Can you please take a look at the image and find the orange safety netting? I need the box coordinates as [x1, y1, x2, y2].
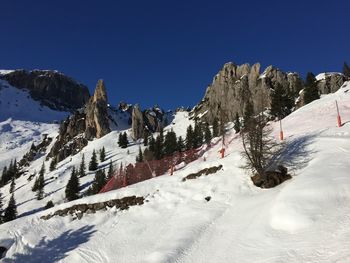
[99, 147, 206, 194]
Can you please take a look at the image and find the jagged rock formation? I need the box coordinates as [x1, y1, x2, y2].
[0, 70, 90, 112]
[48, 80, 111, 162]
[193, 62, 303, 124]
[85, 80, 111, 140]
[131, 104, 144, 140]
[131, 105, 171, 140]
[316, 73, 346, 94]
[19, 135, 53, 167]
[251, 165, 291, 188]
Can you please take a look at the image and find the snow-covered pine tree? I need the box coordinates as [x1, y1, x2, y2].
[4, 194, 17, 222]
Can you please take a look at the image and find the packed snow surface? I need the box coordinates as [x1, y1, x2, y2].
[1, 82, 350, 262]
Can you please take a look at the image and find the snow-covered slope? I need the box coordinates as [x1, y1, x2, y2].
[1, 82, 350, 262]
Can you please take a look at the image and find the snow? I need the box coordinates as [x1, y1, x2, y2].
[0, 70, 15, 76]
[316, 72, 343, 81]
[0, 80, 70, 122]
[1, 82, 350, 262]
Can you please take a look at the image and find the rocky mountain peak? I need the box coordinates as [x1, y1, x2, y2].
[0, 69, 90, 112]
[93, 79, 108, 103]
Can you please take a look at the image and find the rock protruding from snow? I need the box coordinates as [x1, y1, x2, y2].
[0, 69, 90, 112]
[131, 104, 144, 140]
[316, 72, 346, 94]
[193, 62, 304, 124]
[85, 80, 111, 140]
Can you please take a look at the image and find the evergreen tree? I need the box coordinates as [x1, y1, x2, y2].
[118, 133, 123, 147]
[49, 158, 57, 171]
[154, 135, 164, 160]
[233, 113, 241, 133]
[121, 132, 129, 148]
[89, 150, 98, 171]
[136, 146, 143, 163]
[4, 194, 17, 222]
[0, 166, 7, 186]
[204, 123, 212, 145]
[44, 200, 54, 209]
[79, 154, 86, 177]
[89, 169, 107, 195]
[177, 136, 185, 152]
[9, 176, 15, 194]
[0, 191, 3, 222]
[270, 84, 293, 119]
[193, 122, 204, 148]
[186, 125, 194, 150]
[304, 72, 319, 104]
[343, 62, 350, 78]
[65, 167, 80, 201]
[212, 118, 219, 138]
[149, 136, 156, 154]
[32, 176, 39, 192]
[164, 130, 178, 156]
[100, 146, 106, 162]
[107, 159, 114, 179]
[243, 100, 254, 127]
[36, 163, 45, 200]
[12, 159, 18, 178]
[143, 132, 149, 146]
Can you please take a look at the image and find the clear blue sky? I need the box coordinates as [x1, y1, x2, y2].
[0, 0, 349, 109]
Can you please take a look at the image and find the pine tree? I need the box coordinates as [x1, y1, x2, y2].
[154, 135, 164, 160]
[65, 167, 80, 201]
[186, 125, 194, 150]
[36, 163, 45, 200]
[343, 62, 350, 78]
[107, 159, 114, 179]
[100, 147, 106, 162]
[164, 130, 178, 156]
[79, 154, 86, 177]
[149, 136, 156, 154]
[121, 132, 128, 148]
[234, 113, 241, 133]
[89, 150, 98, 171]
[304, 72, 319, 104]
[244, 100, 254, 127]
[49, 158, 57, 171]
[118, 133, 123, 147]
[89, 169, 107, 195]
[143, 132, 149, 146]
[0, 191, 4, 222]
[9, 176, 15, 194]
[212, 118, 219, 138]
[270, 84, 293, 119]
[4, 194, 17, 222]
[193, 122, 204, 148]
[0, 166, 7, 186]
[177, 136, 185, 152]
[136, 146, 143, 163]
[204, 123, 212, 145]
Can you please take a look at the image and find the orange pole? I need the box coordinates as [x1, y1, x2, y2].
[336, 100, 342, 127]
[279, 119, 284, 141]
[221, 148, 225, 158]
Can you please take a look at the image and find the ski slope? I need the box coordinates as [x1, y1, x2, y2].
[1, 82, 350, 262]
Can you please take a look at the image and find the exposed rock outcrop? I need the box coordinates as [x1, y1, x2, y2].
[316, 72, 346, 94]
[251, 165, 291, 188]
[48, 80, 111, 162]
[85, 80, 111, 140]
[193, 62, 304, 124]
[182, 165, 223, 181]
[0, 70, 90, 112]
[131, 105, 172, 140]
[131, 104, 144, 140]
[41, 195, 144, 220]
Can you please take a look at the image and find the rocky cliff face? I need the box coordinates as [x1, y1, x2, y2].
[85, 80, 111, 140]
[193, 62, 304, 124]
[48, 80, 111, 162]
[0, 70, 90, 112]
[316, 73, 346, 94]
[131, 105, 171, 140]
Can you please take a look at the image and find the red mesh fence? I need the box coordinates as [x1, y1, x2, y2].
[99, 132, 236, 194]
[99, 147, 207, 194]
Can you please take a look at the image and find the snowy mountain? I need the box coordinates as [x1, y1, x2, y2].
[0, 78, 349, 262]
